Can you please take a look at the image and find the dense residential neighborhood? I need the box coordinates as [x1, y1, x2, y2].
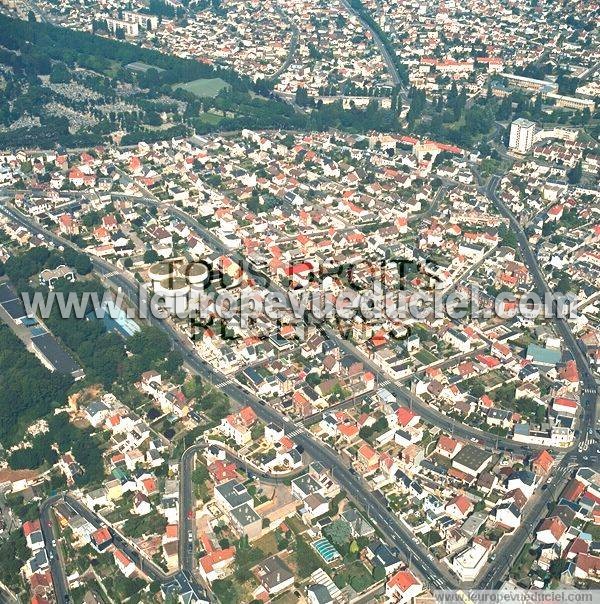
[0, 0, 598, 603]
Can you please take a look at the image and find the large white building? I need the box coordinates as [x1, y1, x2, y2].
[106, 17, 139, 37]
[452, 537, 492, 581]
[122, 10, 159, 30]
[509, 118, 536, 154]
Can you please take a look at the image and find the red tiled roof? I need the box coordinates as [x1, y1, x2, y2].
[562, 479, 586, 502]
[539, 516, 566, 540]
[358, 443, 378, 461]
[564, 538, 589, 559]
[114, 548, 133, 567]
[22, 519, 41, 537]
[387, 569, 420, 592]
[448, 467, 472, 482]
[559, 360, 579, 382]
[437, 435, 459, 453]
[575, 553, 600, 576]
[396, 407, 418, 427]
[91, 526, 112, 545]
[239, 406, 258, 426]
[448, 494, 473, 514]
[532, 450, 554, 473]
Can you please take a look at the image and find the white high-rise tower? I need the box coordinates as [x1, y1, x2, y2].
[509, 118, 536, 154]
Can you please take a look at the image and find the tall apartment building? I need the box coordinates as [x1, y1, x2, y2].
[509, 118, 536, 154]
[106, 17, 139, 37]
[122, 11, 159, 31]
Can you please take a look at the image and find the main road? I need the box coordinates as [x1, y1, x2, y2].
[96, 261, 459, 589]
[485, 174, 598, 433]
[126, 190, 550, 456]
[179, 442, 305, 574]
[38, 491, 208, 603]
[3, 166, 596, 591]
[340, 0, 403, 89]
[40, 496, 70, 604]
[471, 172, 599, 589]
[93, 173, 600, 590]
[0, 198, 458, 590]
[475, 445, 598, 589]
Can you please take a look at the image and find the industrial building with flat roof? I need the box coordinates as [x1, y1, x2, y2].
[30, 332, 84, 380]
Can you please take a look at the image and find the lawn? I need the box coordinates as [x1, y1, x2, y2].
[198, 111, 224, 125]
[511, 543, 535, 579]
[285, 515, 308, 535]
[584, 522, 600, 540]
[334, 561, 375, 592]
[481, 370, 508, 388]
[420, 530, 443, 547]
[174, 77, 230, 98]
[253, 531, 280, 557]
[272, 592, 301, 604]
[415, 349, 437, 365]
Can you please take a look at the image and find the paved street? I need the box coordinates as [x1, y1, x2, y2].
[179, 442, 304, 576]
[340, 0, 402, 89]
[40, 496, 70, 604]
[127, 189, 554, 456]
[2, 177, 598, 592]
[470, 172, 599, 588]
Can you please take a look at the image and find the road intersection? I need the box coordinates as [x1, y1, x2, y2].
[1, 164, 597, 598]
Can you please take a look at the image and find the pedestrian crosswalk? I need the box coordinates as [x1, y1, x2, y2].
[102, 270, 118, 278]
[286, 427, 304, 438]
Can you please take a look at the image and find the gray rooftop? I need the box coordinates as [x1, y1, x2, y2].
[215, 479, 253, 509]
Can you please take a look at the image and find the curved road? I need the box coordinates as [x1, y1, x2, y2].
[0, 188, 561, 591]
[3, 168, 597, 592]
[90, 262, 461, 589]
[472, 172, 598, 589]
[128, 191, 551, 456]
[1, 198, 455, 590]
[179, 441, 306, 575]
[340, 0, 402, 88]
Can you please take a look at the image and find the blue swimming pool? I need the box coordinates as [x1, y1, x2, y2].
[312, 538, 340, 563]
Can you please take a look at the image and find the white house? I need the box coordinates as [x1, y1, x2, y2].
[536, 517, 567, 545]
[114, 549, 136, 577]
[452, 536, 491, 581]
[493, 501, 521, 530]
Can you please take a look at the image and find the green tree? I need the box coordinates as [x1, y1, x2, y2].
[212, 579, 237, 602]
[127, 326, 171, 358]
[295, 536, 322, 577]
[82, 211, 102, 228]
[50, 62, 71, 83]
[567, 160, 582, 184]
[295, 87, 310, 107]
[324, 520, 352, 549]
[143, 249, 160, 264]
[555, 274, 573, 294]
[0, 325, 72, 447]
[470, 382, 486, 398]
[0, 530, 29, 588]
[549, 558, 567, 579]
[499, 223, 517, 248]
[192, 463, 209, 485]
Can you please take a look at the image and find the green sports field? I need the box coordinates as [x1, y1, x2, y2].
[174, 77, 230, 98]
